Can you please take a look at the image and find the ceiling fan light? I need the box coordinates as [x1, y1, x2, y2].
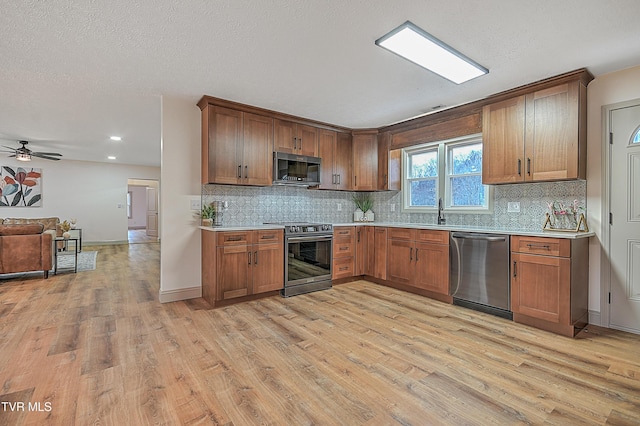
[16, 152, 31, 161]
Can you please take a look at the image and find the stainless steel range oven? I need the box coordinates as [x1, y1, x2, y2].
[274, 223, 333, 297]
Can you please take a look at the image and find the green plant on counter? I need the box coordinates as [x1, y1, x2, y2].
[200, 203, 216, 219]
[352, 194, 373, 212]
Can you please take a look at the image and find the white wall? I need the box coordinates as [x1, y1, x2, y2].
[0, 158, 159, 243]
[586, 64, 640, 322]
[159, 96, 202, 302]
[127, 185, 148, 228]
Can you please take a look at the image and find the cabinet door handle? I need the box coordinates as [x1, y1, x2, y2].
[527, 158, 531, 176]
[337, 174, 341, 185]
[248, 252, 252, 265]
[245, 165, 248, 179]
[238, 165, 242, 179]
[254, 251, 258, 265]
[410, 247, 413, 261]
[357, 229, 360, 243]
[260, 235, 275, 240]
[415, 248, 419, 262]
[227, 236, 242, 242]
[293, 137, 297, 150]
[517, 159, 522, 176]
[332, 174, 337, 184]
[354, 175, 357, 187]
[513, 261, 517, 277]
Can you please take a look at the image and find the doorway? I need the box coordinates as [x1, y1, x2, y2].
[127, 178, 160, 244]
[603, 99, 640, 334]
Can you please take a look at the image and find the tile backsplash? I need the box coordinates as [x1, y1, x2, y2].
[203, 180, 586, 231]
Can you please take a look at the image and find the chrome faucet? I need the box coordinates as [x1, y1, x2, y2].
[437, 198, 446, 225]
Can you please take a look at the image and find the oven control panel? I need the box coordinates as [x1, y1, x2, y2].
[286, 224, 332, 234]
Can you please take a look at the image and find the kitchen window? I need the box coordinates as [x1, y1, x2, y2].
[402, 134, 492, 213]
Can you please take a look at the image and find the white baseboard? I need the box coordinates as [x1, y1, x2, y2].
[588, 310, 602, 327]
[159, 286, 202, 303]
[84, 240, 130, 246]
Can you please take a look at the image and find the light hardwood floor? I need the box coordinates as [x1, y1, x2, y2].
[1, 243, 639, 425]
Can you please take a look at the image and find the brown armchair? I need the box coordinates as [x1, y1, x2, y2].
[0, 224, 53, 279]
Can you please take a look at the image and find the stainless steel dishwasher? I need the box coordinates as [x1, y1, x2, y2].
[450, 232, 512, 319]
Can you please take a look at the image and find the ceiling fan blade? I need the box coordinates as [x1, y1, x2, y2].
[32, 153, 61, 161]
[2, 145, 18, 151]
[33, 152, 62, 156]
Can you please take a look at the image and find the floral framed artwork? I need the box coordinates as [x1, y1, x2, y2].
[0, 166, 42, 207]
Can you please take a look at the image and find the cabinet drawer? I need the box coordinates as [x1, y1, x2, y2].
[387, 227, 415, 241]
[217, 231, 252, 246]
[333, 238, 355, 258]
[334, 226, 355, 238]
[333, 257, 355, 279]
[416, 229, 449, 245]
[255, 229, 283, 244]
[511, 236, 570, 257]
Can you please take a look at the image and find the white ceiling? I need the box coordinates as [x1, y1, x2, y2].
[2, 1, 640, 167]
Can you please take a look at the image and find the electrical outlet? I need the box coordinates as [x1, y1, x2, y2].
[337, 203, 342, 211]
[507, 202, 520, 213]
[190, 199, 201, 210]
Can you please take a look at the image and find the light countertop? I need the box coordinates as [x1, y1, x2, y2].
[200, 222, 593, 239]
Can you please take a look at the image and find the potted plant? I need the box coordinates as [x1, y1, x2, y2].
[199, 203, 216, 226]
[352, 194, 373, 222]
[60, 220, 72, 239]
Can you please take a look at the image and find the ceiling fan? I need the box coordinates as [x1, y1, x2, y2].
[1, 140, 62, 161]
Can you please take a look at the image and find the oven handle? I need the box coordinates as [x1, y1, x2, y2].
[286, 235, 333, 243]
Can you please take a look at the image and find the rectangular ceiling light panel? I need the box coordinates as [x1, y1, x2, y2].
[376, 21, 488, 84]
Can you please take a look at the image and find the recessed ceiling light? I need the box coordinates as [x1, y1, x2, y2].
[107, 156, 116, 160]
[110, 136, 122, 141]
[375, 21, 488, 84]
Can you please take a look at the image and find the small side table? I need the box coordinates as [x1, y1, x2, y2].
[68, 228, 82, 251]
[55, 237, 79, 274]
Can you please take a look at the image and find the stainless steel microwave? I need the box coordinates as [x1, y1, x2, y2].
[273, 152, 321, 186]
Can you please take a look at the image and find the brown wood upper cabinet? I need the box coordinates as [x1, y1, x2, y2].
[318, 130, 352, 190]
[482, 80, 587, 184]
[274, 119, 319, 157]
[201, 105, 273, 185]
[352, 130, 379, 191]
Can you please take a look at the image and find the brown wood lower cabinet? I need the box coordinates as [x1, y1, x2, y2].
[511, 235, 588, 337]
[202, 229, 284, 306]
[385, 228, 451, 302]
[333, 226, 355, 279]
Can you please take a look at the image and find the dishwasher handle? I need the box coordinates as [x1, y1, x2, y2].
[451, 232, 507, 242]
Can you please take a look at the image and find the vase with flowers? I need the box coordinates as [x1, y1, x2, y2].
[60, 220, 72, 239]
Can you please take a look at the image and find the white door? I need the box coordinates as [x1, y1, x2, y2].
[609, 103, 640, 334]
[146, 187, 158, 238]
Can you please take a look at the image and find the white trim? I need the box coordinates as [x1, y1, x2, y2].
[84, 240, 129, 246]
[601, 97, 640, 330]
[159, 286, 202, 303]
[588, 310, 601, 327]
